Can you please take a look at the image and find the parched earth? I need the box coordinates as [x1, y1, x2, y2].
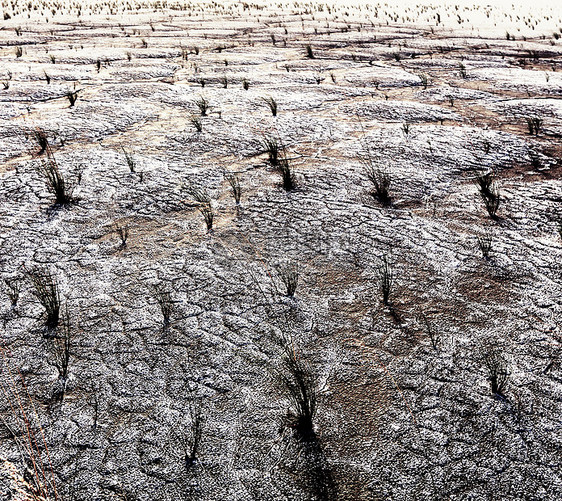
[0, 1, 561, 500]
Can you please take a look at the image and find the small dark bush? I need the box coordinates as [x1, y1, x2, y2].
[474, 171, 493, 195]
[277, 263, 299, 297]
[474, 171, 500, 219]
[37, 149, 75, 206]
[261, 96, 278, 116]
[28, 268, 61, 331]
[153, 284, 173, 329]
[278, 153, 296, 192]
[313, 72, 325, 84]
[226, 173, 241, 205]
[34, 129, 49, 155]
[359, 140, 391, 206]
[484, 349, 509, 397]
[263, 136, 281, 166]
[184, 186, 214, 231]
[122, 146, 136, 172]
[114, 224, 129, 248]
[190, 115, 203, 132]
[195, 96, 209, 116]
[364, 164, 391, 206]
[66, 90, 78, 107]
[275, 335, 317, 442]
[420, 313, 441, 351]
[526, 117, 543, 135]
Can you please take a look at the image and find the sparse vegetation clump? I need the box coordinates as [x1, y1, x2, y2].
[421, 313, 441, 351]
[28, 268, 61, 331]
[66, 90, 78, 107]
[37, 148, 75, 206]
[277, 153, 296, 191]
[263, 137, 296, 191]
[274, 334, 318, 442]
[526, 116, 543, 135]
[195, 96, 209, 116]
[114, 223, 129, 248]
[262, 135, 281, 166]
[276, 262, 299, 297]
[359, 139, 391, 206]
[474, 171, 500, 219]
[261, 96, 278, 116]
[33, 128, 49, 155]
[364, 163, 391, 206]
[153, 284, 173, 329]
[483, 348, 510, 397]
[190, 115, 203, 132]
[184, 185, 214, 231]
[225, 172, 241, 205]
[122, 146, 136, 172]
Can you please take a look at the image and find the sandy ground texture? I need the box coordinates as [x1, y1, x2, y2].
[0, 0, 561, 500]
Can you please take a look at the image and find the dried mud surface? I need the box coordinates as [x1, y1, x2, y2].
[0, 1, 561, 500]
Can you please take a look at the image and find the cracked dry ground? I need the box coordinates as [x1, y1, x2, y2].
[1, 5, 562, 501]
